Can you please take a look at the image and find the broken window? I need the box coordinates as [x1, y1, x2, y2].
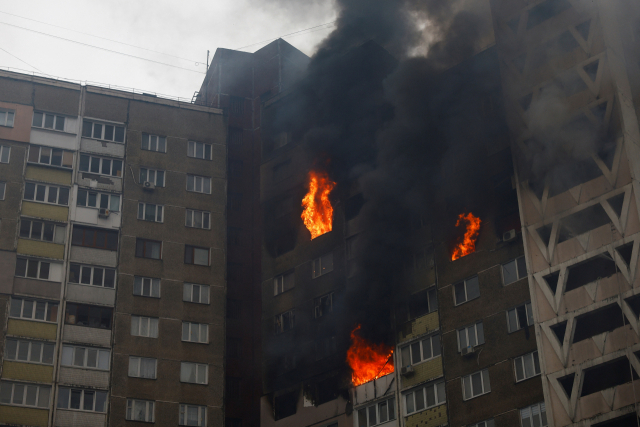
[409, 286, 438, 319]
[572, 304, 627, 342]
[274, 310, 295, 335]
[314, 293, 333, 318]
[506, 302, 533, 333]
[454, 276, 480, 305]
[274, 390, 298, 420]
[558, 204, 611, 243]
[581, 357, 638, 396]
[565, 253, 617, 292]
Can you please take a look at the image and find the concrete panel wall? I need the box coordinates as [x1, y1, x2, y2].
[59, 366, 109, 389]
[63, 324, 111, 347]
[2, 360, 53, 383]
[55, 409, 106, 427]
[22, 201, 69, 222]
[13, 277, 61, 299]
[17, 239, 65, 259]
[0, 405, 48, 427]
[66, 284, 115, 306]
[25, 165, 72, 185]
[30, 127, 78, 150]
[69, 246, 117, 267]
[0, 101, 32, 143]
[80, 138, 125, 158]
[76, 172, 122, 192]
[0, 252, 16, 294]
[7, 319, 57, 340]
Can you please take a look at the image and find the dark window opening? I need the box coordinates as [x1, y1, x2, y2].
[584, 59, 600, 83]
[304, 375, 341, 407]
[274, 229, 296, 256]
[576, 20, 591, 42]
[558, 204, 611, 243]
[537, 224, 553, 247]
[616, 242, 634, 267]
[345, 193, 364, 221]
[272, 160, 291, 182]
[274, 390, 298, 420]
[565, 253, 617, 292]
[625, 294, 640, 319]
[65, 303, 112, 330]
[543, 272, 560, 294]
[607, 193, 625, 218]
[135, 238, 162, 260]
[550, 320, 567, 343]
[573, 304, 627, 342]
[581, 357, 638, 396]
[71, 226, 118, 251]
[409, 287, 438, 320]
[548, 157, 603, 198]
[226, 418, 242, 427]
[593, 414, 640, 427]
[527, 0, 572, 29]
[557, 373, 575, 397]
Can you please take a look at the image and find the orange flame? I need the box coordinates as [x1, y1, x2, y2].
[451, 212, 481, 261]
[346, 325, 394, 386]
[301, 170, 336, 239]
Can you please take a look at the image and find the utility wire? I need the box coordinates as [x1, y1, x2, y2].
[0, 21, 205, 74]
[0, 10, 204, 65]
[234, 20, 337, 51]
[0, 47, 44, 73]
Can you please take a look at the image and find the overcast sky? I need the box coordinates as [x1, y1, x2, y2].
[0, 0, 337, 101]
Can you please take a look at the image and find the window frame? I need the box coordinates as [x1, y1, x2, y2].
[60, 345, 111, 371]
[15, 257, 54, 281]
[274, 310, 295, 335]
[19, 218, 66, 244]
[128, 356, 157, 379]
[183, 283, 210, 304]
[23, 182, 70, 206]
[184, 245, 209, 266]
[453, 275, 480, 306]
[312, 253, 334, 279]
[185, 209, 211, 229]
[186, 174, 212, 194]
[9, 297, 58, 323]
[187, 141, 213, 160]
[502, 255, 527, 286]
[5, 338, 55, 365]
[356, 397, 396, 427]
[71, 225, 118, 251]
[469, 419, 495, 427]
[506, 302, 534, 333]
[514, 351, 541, 382]
[314, 293, 334, 319]
[0, 381, 50, 408]
[126, 399, 155, 422]
[274, 271, 294, 296]
[519, 402, 548, 427]
[135, 238, 162, 260]
[76, 189, 121, 212]
[137, 202, 164, 223]
[462, 369, 491, 400]
[133, 276, 161, 298]
[457, 321, 485, 352]
[68, 263, 116, 288]
[400, 333, 441, 367]
[403, 380, 446, 415]
[180, 362, 209, 385]
[139, 167, 165, 187]
[27, 145, 73, 168]
[56, 387, 108, 412]
[64, 303, 113, 330]
[141, 133, 166, 153]
[179, 404, 206, 427]
[130, 315, 159, 338]
[78, 154, 123, 177]
[0, 110, 15, 128]
[82, 119, 125, 143]
[32, 111, 66, 132]
[182, 322, 209, 343]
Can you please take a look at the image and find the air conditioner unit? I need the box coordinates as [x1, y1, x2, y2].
[98, 208, 110, 218]
[143, 181, 155, 191]
[461, 346, 476, 357]
[401, 366, 414, 376]
[503, 229, 517, 242]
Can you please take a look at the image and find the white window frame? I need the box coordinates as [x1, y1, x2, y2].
[139, 167, 165, 186]
[82, 119, 125, 143]
[61, 345, 110, 370]
[79, 154, 123, 177]
[179, 404, 206, 427]
[274, 310, 295, 335]
[133, 276, 161, 298]
[68, 263, 116, 288]
[0, 110, 15, 128]
[9, 297, 58, 323]
[130, 315, 159, 338]
[520, 402, 548, 427]
[454, 275, 480, 305]
[274, 271, 294, 296]
[400, 334, 441, 367]
[128, 356, 157, 379]
[185, 209, 211, 229]
[32, 111, 66, 131]
[462, 369, 491, 400]
[502, 256, 527, 285]
[15, 257, 53, 280]
[457, 321, 485, 352]
[0, 145, 10, 164]
[188, 141, 213, 160]
[76, 189, 121, 212]
[403, 380, 446, 415]
[0, 182, 5, 200]
[24, 182, 70, 206]
[180, 362, 208, 384]
[19, 218, 65, 244]
[57, 387, 108, 412]
[28, 145, 73, 168]
[5, 338, 55, 365]
[0, 381, 50, 408]
[312, 253, 334, 279]
[314, 293, 333, 318]
[138, 202, 163, 223]
[186, 174, 212, 194]
[507, 302, 534, 333]
[185, 245, 210, 266]
[141, 133, 166, 152]
[126, 399, 155, 422]
[514, 351, 541, 382]
[469, 419, 495, 427]
[182, 322, 209, 343]
[356, 397, 396, 427]
[183, 283, 210, 304]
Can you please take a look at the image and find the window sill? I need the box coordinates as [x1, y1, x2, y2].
[81, 136, 124, 144]
[26, 161, 73, 171]
[137, 218, 163, 224]
[68, 282, 115, 290]
[140, 148, 166, 153]
[64, 324, 112, 331]
[61, 365, 110, 372]
[515, 374, 541, 383]
[0, 125, 14, 129]
[453, 295, 480, 307]
[32, 127, 76, 136]
[14, 275, 59, 283]
[181, 340, 209, 345]
[183, 300, 211, 305]
[9, 316, 57, 325]
[72, 245, 117, 252]
[179, 381, 209, 385]
[78, 171, 123, 179]
[22, 199, 69, 208]
[0, 403, 47, 410]
[463, 391, 491, 401]
[187, 156, 213, 161]
[6, 360, 54, 367]
[57, 408, 107, 414]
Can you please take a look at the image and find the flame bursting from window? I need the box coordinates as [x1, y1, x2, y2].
[451, 212, 481, 261]
[301, 170, 336, 239]
[346, 325, 394, 386]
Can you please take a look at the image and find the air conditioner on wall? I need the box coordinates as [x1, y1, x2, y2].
[143, 181, 155, 191]
[98, 208, 110, 218]
[503, 229, 516, 242]
[461, 346, 475, 356]
[401, 366, 414, 376]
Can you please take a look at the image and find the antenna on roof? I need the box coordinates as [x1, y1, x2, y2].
[206, 50, 210, 72]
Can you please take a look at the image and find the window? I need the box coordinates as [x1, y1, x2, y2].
[182, 322, 208, 343]
[61, 345, 110, 370]
[0, 146, 10, 164]
[65, 303, 112, 330]
[131, 316, 159, 338]
[179, 404, 206, 426]
[184, 245, 209, 266]
[0, 182, 5, 200]
[15, 258, 53, 280]
[68, 264, 116, 288]
[183, 283, 210, 304]
[139, 167, 165, 186]
[520, 402, 547, 427]
[188, 141, 212, 160]
[503, 256, 527, 285]
[274, 271, 294, 296]
[406, 287, 438, 320]
[72, 225, 118, 250]
[24, 182, 69, 205]
[28, 145, 73, 168]
[129, 356, 157, 379]
[470, 419, 495, 427]
[180, 362, 208, 384]
[141, 133, 166, 152]
[5, 339, 55, 364]
[462, 369, 491, 400]
[127, 399, 155, 422]
[0, 110, 15, 127]
[186, 209, 210, 229]
[507, 302, 534, 333]
[79, 154, 123, 177]
[136, 238, 161, 259]
[514, 351, 541, 382]
[19, 219, 65, 243]
[404, 381, 446, 415]
[0, 382, 50, 408]
[457, 321, 485, 351]
[312, 253, 334, 278]
[275, 310, 295, 334]
[9, 298, 58, 322]
[401, 334, 441, 367]
[32, 112, 65, 131]
[357, 397, 396, 427]
[454, 276, 480, 305]
[314, 293, 333, 318]
[76, 189, 121, 212]
[57, 387, 107, 412]
[134, 276, 160, 298]
[82, 120, 125, 142]
[186, 174, 211, 194]
[138, 202, 163, 222]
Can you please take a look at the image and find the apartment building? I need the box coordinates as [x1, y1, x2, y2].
[0, 70, 226, 427]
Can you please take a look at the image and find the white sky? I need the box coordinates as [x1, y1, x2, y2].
[0, 0, 337, 101]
